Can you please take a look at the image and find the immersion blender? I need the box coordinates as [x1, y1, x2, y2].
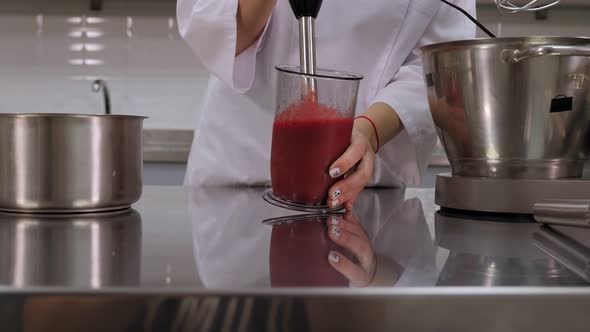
[288, 0, 324, 97]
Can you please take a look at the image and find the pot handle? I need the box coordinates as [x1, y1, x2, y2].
[502, 45, 590, 64]
[533, 200, 590, 228]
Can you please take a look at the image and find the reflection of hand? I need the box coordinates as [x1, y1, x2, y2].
[429, 96, 469, 149]
[325, 212, 377, 287]
[269, 215, 348, 287]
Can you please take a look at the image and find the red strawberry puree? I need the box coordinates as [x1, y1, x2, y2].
[271, 95, 353, 205]
[269, 219, 348, 287]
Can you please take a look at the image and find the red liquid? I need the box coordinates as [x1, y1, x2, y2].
[271, 96, 353, 205]
[269, 219, 348, 287]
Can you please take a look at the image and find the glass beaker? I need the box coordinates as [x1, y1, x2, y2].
[269, 65, 363, 210]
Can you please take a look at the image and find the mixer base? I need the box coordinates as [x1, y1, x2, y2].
[435, 173, 590, 214]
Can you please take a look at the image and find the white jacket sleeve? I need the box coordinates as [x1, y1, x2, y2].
[177, 0, 271, 93]
[372, 0, 476, 179]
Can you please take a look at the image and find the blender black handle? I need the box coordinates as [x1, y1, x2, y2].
[288, 0, 323, 19]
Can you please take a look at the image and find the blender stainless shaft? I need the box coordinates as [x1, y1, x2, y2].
[288, 0, 323, 97]
[298, 16, 317, 95]
[298, 16, 316, 76]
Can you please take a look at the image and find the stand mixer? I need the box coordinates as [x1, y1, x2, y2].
[423, 1, 590, 227]
[421, 36, 590, 225]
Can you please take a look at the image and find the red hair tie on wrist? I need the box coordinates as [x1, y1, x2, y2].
[355, 115, 380, 153]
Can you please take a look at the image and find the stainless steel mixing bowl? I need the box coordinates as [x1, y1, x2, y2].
[421, 37, 590, 179]
[0, 113, 145, 212]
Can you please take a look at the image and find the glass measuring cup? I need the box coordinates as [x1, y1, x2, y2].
[267, 65, 363, 211]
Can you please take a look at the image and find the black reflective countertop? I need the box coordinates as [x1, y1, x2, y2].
[2, 186, 587, 290]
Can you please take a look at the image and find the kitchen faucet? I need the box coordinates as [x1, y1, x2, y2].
[91, 79, 111, 115]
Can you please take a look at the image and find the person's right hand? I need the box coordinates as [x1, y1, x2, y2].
[325, 212, 376, 287]
[236, 0, 276, 54]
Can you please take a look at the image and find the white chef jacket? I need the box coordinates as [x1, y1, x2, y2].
[178, 0, 476, 187]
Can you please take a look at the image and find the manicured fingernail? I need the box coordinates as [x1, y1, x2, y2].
[329, 168, 341, 178]
[331, 199, 339, 207]
[331, 189, 341, 200]
[330, 217, 339, 225]
[331, 226, 340, 238]
[328, 251, 339, 263]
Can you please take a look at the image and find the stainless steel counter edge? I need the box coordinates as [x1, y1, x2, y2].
[143, 129, 453, 166]
[3, 287, 590, 331]
[143, 129, 194, 163]
[2, 286, 590, 296]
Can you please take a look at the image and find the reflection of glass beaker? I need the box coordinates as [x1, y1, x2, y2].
[0, 209, 141, 288]
[265, 214, 348, 287]
[270, 66, 362, 208]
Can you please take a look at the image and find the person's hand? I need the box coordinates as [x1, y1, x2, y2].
[236, 0, 276, 55]
[325, 212, 377, 287]
[327, 122, 377, 209]
[327, 102, 404, 209]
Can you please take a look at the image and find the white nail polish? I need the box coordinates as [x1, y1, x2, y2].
[330, 217, 339, 225]
[331, 226, 340, 238]
[329, 252, 339, 263]
[329, 168, 341, 178]
[331, 189, 341, 199]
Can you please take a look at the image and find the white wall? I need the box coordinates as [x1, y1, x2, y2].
[0, 0, 209, 130]
[1, 1, 589, 132]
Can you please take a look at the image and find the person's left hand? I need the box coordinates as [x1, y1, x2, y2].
[327, 122, 377, 209]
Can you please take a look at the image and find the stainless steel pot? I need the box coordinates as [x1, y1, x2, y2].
[0, 209, 141, 287]
[421, 37, 590, 179]
[0, 113, 145, 212]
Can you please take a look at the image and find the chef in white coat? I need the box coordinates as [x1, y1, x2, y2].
[177, 0, 475, 206]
